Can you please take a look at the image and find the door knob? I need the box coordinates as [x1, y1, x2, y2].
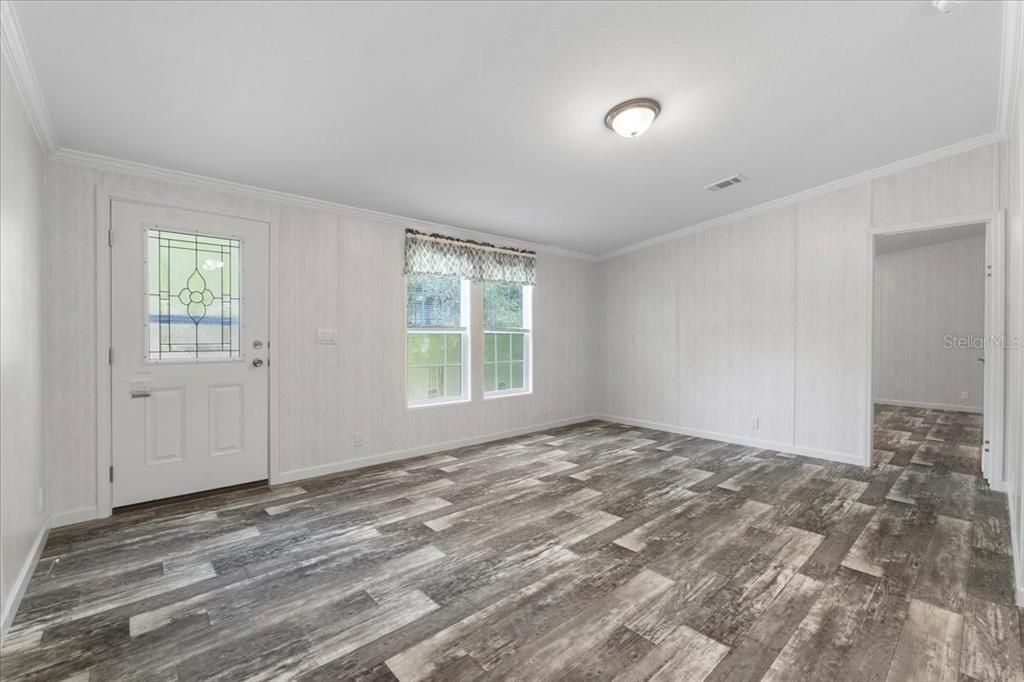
[252, 358, 264, 368]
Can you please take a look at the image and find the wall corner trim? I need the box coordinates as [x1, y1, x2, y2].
[0, 1, 57, 155]
[997, 0, 1024, 135]
[0, 515, 50, 643]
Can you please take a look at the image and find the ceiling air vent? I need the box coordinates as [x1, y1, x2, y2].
[704, 174, 747, 192]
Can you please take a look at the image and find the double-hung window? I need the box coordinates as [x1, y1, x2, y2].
[404, 228, 535, 405]
[483, 282, 532, 396]
[406, 274, 470, 405]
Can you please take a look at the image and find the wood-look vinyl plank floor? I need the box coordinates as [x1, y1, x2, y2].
[1, 413, 1020, 681]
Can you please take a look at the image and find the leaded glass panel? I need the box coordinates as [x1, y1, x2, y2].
[146, 229, 241, 360]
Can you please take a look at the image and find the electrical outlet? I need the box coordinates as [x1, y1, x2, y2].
[751, 417, 759, 430]
[961, 391, 970, 402]
[353, 432, 364, 447]
[316, 328, 339, 345]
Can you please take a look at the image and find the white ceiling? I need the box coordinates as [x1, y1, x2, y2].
[13, 1, 1004, 255]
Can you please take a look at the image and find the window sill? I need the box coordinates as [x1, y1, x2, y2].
[407, 396, 472, 410]
[484, 389, 532, 401]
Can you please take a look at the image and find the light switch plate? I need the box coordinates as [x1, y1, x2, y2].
[316, 328, 339, 345]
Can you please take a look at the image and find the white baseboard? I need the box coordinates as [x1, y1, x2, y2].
[51, 506, 100, 529]
[874, 399, 983, 414]
[274, 414, 600, 484]
[53, 417, 601, 520]
[1, 515, 49, 642]
[595, 414, 866, 467]
[989, 478, 1009, 493]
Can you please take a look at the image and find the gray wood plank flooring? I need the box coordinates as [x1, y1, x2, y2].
[1, 413, 1020, 681]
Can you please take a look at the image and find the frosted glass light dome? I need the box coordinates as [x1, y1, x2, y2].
[605, 98, 661, 138]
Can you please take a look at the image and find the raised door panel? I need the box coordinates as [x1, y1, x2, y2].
[209, 384, 245, 457]
[145, 386, 186, 466]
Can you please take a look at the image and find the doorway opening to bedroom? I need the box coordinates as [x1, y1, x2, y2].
[870, 220, 1002, 490]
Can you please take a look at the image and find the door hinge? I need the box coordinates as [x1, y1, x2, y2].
[109, 465, 114, 483]
[108, 229, 113, 247]
[108, 347, 113, 365]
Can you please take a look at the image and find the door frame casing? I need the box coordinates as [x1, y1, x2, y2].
[864, 210, 1006, 489]
[95, 186, 280, 519]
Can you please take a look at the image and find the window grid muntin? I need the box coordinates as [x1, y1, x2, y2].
[406, 273, 462, 328]
[406, 331, 464, 401]
[484, 284, 532, 396]
[484, 331, 528, 393]
[406, 276, 470, 405]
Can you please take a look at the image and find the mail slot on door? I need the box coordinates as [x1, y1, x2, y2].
[129, 375, 151, 399]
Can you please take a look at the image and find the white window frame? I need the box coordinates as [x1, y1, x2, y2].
[484, 284, 533, 399]
[406, 277, 471, 408]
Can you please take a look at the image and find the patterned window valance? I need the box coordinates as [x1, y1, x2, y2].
[404, 229, 536, 286]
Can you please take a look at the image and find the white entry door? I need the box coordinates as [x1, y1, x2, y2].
[110, 200, 270, 507]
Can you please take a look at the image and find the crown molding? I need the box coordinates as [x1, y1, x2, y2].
[598, 130, 1006, 261]
[997, 0, 1024, 135]
[48, 129, 1007, 266]
[16, 0, 1010, 264]
[50, 148, 599, 261]
[0, 1, 57, 155]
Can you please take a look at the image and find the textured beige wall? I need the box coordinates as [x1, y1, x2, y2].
[1, 50, 47, 633]
[874, 236, 986, 410]
[598, 145, 1000, 464]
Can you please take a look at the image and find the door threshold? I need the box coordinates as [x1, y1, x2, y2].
[113, 479, 270, 514]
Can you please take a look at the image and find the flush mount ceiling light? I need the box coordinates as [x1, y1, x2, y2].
[932, 0, 965, 13]
[604, 98, 661, 138]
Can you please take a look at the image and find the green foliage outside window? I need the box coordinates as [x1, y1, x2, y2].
[483, 282, 524, 329]
[407, 332, 463, 401]
[407, 274, 461, 328]
[484, 282, 527, 392]
[407, 274, 464, 402]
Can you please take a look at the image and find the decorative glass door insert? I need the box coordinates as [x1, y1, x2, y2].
[146, 228, 241, 360]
